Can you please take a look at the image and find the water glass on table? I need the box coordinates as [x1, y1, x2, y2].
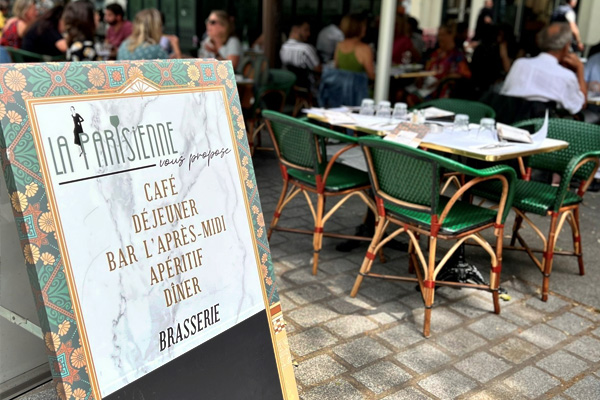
[359, 99, 375, 116]
[376, 100, 392, 118]
[453, 114, 469, 131]
[477, 118, 497, 141]
[392, 102, 408, 120]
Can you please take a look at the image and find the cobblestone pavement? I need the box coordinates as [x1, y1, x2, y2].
[17, 146, 600, 400]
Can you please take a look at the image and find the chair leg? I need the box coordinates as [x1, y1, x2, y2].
[510, 213, 523, 246]
[572, 206, 585, 276]
[541, 212, 560, 302]
[423, 237, 437, 338]
[408, 234, 418, 274]
[350, 218, 387, 297]
[491, 228, 504, 314]
[268, 179, 289, 240]
[312, 194, 325, 275]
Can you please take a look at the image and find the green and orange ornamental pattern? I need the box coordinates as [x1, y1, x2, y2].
[0, 59, 280, 400]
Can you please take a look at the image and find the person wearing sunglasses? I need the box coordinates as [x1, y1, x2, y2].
[198, 10, 241, 70]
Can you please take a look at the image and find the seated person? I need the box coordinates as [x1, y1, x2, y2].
[392, 14, 420, 65]
[117, 8, 167, 60]
[406, 22, 471, 101]
[22, 5, 67, 57]
[500, 22, 586, 115]
[316, 16, 344, 63]
[280, 19, 321, 92]
[334, 13, 374, 79]
[198, 10, 241, 69]
[104, 3, 133, 58]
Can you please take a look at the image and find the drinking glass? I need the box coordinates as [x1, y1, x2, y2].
[376, 100, 392, 118]
[359, 99, 375, 116]
[453, 114, 469, 131]
[392, 102, 408, 120]
[477, 118, 497, 141]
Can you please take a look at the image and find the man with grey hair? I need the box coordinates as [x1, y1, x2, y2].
[500, 22, 586, 114]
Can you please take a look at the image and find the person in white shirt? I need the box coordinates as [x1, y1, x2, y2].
[501, 23, 586, 115]
[316, 17, 344, 63]
[280, 19, 321, 73]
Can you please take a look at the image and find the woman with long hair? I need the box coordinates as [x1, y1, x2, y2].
[22, 5, 67, 56]
[117, 8, 169, 60]
[0, 0, 38, 48]
[62, 0, 97, 61]
[334, 13, 375, 80]
[198, 10, 241, 69]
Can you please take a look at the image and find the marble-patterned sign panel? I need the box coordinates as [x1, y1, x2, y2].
[29, 86, 265, 396]
[0, 60, 298, 400]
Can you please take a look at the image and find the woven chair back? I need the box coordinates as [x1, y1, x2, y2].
[515, 118, 600, 180]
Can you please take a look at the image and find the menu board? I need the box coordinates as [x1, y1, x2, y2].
[0, 60, 297, 400]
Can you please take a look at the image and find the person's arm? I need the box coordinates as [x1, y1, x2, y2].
[165, 35, 182, 59]
[55, 38, 67, 53]
[562, 52, 587, 110]
[333, 43, 339, 68]
[360, 44, 375, 80]
[499, 41, 512, 73]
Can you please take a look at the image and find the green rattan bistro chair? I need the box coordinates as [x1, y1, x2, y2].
[472, 118, 600, 301]
[351, 136, 515, 337]
[247, 69, 297, 155]
[413, 98, 496, 122]
[263, 110, 377, 275]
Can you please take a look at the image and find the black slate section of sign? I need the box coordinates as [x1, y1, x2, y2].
[104, 310, 284, 400]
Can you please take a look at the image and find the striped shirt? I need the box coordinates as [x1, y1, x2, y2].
[279, 39, 320, 70]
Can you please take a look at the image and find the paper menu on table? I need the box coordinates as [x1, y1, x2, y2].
[384, 130, 422, 148]
[497, 110, 549, 145]
[420, 107, 455, 118]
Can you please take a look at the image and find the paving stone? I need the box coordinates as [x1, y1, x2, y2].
[546, 312, 594, 335]
[359, 281, 407, 303]
[322, 274, 358, 295]
[570, 305, 600, 322]
[501, 303, 545, 326]
[490, 338, 542, 364]
[319, 258, 363, 274]
[283, 268, 326, 285]
[351, 361, 412, 394]
[328, 295, 375, 314]
[468, 383, 528, 400]
[381, 387, 433, 400]
[436, 286, 477, 301]
[525, 296, 569, 313]
[503, 366, 560, 399]
[377, 323, 424, 349]
[592, 326, 600, 337]
[333, 336, 392, 368]
[564, 376, 600, 399]
[519, 323, 568, 349]
[410, 307, 464, 334]
[287, 304, 339, 327]
[435, 328, 487, 356]
[295, 354, 347, 386]
[289, 327, 338, 357]
[455, 352, 511, 383]
[468, 314, 518, 340]
[365, 301, 411, 325]
[536, 350, 589, 381]
[501, 278, 539, 297]
[300, 379, 364, 400]
[565, 336, 600, 362]
[418, 368, 478, 400]
[279, 293, 298, 312]
[449, 294, 495, 318]
[285, 284, 331, 305]
[325, 315, 378, 338]
[395, 343, 452, 374]
[398, 291, 429, 310]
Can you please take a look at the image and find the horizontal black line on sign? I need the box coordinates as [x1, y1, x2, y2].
[59, 164, 156, 185]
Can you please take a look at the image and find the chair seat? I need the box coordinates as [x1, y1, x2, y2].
[288, 162, 370, 191]
[386, 196, 497, 235]
[473, 180, 582, 215]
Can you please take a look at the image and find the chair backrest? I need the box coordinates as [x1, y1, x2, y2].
[4, 47, 65, 62]
[359, 136, 443, 215]
[515, 118, 600, 180]
[262, 110, 321, 174]
[237, 51, 269, 88]
[413, 98, 496, 122]
[480, 92, 557, 124]
[260, 69, 296, 97]
[318, 67, 369, 108]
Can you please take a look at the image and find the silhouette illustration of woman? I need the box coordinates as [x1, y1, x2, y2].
[71, 106, 84, 148]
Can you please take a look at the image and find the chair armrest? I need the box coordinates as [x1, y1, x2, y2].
[553, 150, 600, 211]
